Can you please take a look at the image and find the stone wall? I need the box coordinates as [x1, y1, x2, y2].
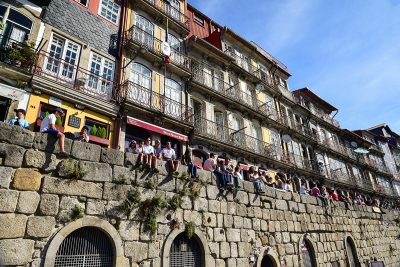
[0, 122, 399, 267]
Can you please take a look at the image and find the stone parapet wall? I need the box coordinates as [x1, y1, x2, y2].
[0, 123, 399, 267]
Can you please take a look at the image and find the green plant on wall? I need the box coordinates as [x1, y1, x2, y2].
[64, 160, 88, 180]
[120, 190, 141, 217]
[185, 221, 195, 239]
[90, 125, 97, 136]
[70, 205, 85, 221]
[96, 127, 107, 139]
[140, 195, 167, 235]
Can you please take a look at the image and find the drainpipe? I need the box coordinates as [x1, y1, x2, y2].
[112, 0, 128, 150]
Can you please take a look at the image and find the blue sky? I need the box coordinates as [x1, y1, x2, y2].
[188, 0, 400, 132]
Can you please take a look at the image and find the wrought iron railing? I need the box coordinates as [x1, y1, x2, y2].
[191, 67, 280, 120]
[142, 0, 189, 29]
[194, 116, 278, 159]
[0, 35, 36, 71]
[34, 52, 114, 101]
[375, 184, 395, 196]
[125, 25, 191, 71]
[353, 175, 374, 190]
[121, 81, 193, 124]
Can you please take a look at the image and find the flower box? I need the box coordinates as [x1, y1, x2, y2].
[89, 134, 110, 146]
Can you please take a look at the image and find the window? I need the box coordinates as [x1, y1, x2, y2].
[0, 5, 33, 44]
[85, 118, 110, 140]
[99, 0, 120, 24]
[169, 233, 202, 267]
[168, 33, 181, 52]
[54, 227, 113, 267]
[193, 14, 204, 26]
[134, 15, 154, 48]
[74, 0, 88, 6]
[130, 63, 152, 106]
[87, 52, 114, 95]
[45, 35, 80, 81]
[165, 79, 182, 118]
[35, 103, 67, 131]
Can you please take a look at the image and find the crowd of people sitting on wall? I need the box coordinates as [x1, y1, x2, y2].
[7, 108, 400, 211]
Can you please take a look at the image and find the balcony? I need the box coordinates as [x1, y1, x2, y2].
[281, 153, 319, 173]
[33, 52, 114, 102]
[121, 81, 193, 124]
[125, 25, 191, 73]
[329, 169, 354, 184]
[353, 176, 374, 191]
[294, 97, 340, 128]
[375, 184, 395, 196]
[191, 68, 280, 122]
[194, 116, 278, 159]
[136, 0, 189, 33]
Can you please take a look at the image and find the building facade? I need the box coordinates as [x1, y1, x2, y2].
[0, 1, 400, 267]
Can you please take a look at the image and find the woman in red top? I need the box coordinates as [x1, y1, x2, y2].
[332, 189, 339, 201]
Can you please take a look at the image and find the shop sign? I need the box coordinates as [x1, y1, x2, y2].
[49, 96, 62, 107]
[0, 84, 24, 100]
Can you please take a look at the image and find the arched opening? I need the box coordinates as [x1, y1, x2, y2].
[54, 227, 114, 267]
[345, 236, 359, 267]
[165, 78, 183, 119]
[261, 255, 275, 267]
[130, 62, 152, 107]
[300, 238, 317, 267]
[169, 232, 203, 267]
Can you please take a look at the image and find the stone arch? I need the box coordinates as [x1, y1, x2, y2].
[44, 216, 126, 267]
[344, 234, 360, 267]
[256, 247, 280, 267]
[298, 234, 319, 267]
[162, 228, 214, 267]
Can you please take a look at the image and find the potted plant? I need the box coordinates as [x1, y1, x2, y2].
[88, 125, 110, 146]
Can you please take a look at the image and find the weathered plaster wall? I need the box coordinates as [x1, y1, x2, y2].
[0, 123, 399, 267]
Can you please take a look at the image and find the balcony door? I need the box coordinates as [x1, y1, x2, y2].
[134, 15, 154, 49]
[230, 115, 242, 146]
[251, 125, 262, 153]
[165, 78, 182, 119]
[130, 63, 152, 107]
[270, 129, 281, 159]
[239, 81, 253, 107]
[45, 35, 80, 83]
[167, 0, 181, 22]
[215, 111, 226, 141]
[87, 53, 114, 98]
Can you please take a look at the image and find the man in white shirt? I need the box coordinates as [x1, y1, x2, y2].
[203, 153, 216, 171]
[143, 137, 158, 172]
[40, 108, 66, 155]
[162, 141, 179, 176]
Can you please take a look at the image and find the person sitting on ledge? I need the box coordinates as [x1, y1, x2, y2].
[283, 178, 292, 192]
[223, 158, 234, 188]
[40, 108, 66, 156]
[250, 166, 265, 194]
[213, 160, 228, 190]
[143, 137, 158, 172]
[203, 153, 216, 172]
[232, 165, 242, 189]
[8, 109, 30, 129]
[183, 148, 198, 179]
[310, 183, 328, 207]
[265, 175, 276, 188]
[300, 179, 309, 195]
[162, 141, 179, 176]
[74, 126, 89, 142]
[126, 140, 137, 153]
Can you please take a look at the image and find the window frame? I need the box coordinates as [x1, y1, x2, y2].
[98, 0, 120, 25]
[193, 13, 204, 27]
[74, 0, 89, 7]
[84, 117, 110, 140]
[86, 51, 115, 94]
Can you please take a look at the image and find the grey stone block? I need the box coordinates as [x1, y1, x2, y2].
[26, 216, 56, 238]
[0, 239, 35, 266]
[0, 122, 34, 147]
[0, 166, 14, 188]
[0, 189, 19, 212]
[17, 191, 40, 214]
[103, 182, 132, 201]
[80, 161, 112, 182]
[33, 132, 73, 154]
[42, 177, 103, 199]
[0, 143, 25, 167]
[113, 166, 135, 184]
[0, 213, 28, 238]
[86, 199, 106, 215]
[39, 194, 59, 216]
[125, 152, 138, 167]
[101, 148, 124, 165]
[71, 141, 101, 162]
[24, 149, 57, 171]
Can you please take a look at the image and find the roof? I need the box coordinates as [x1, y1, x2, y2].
[293, 87, 338, 114]
[367, 124, 400, 138]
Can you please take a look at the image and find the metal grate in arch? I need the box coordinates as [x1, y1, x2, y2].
[301, 239, 316, 267]
[170, 233, 202, 267]
[54, 227, 114, 267]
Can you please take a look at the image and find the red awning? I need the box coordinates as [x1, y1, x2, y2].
[126, 117, 188, 142]
[240, 164, 249, 171]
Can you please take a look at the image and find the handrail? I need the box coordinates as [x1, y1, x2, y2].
[121, 80, 193, 124]
[34, 51, 114, 101]
[126, 25, 191, 71]
[142, 0, 189, 29]
[194, 116, 278, 160]
[191, 66, 280, 121]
